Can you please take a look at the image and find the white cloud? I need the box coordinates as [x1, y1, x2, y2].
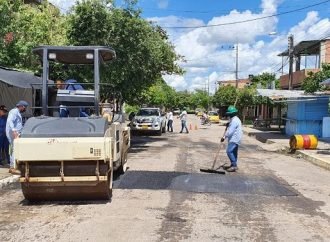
[163, 75, 188, 90]
[156, 0, 330, 92]
[48, 0, 330, 93]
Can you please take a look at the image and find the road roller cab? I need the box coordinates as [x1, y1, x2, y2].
[14, 46, 130, 201]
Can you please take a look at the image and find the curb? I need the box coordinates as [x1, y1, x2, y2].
[295, 150, 330, 171]
[0, 175, 19, 189]
[243, 129, 330, 171]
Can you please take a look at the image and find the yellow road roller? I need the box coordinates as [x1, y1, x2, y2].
[14, 46, 130, 201]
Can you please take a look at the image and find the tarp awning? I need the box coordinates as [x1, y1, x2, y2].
[0, 66, 42, 89]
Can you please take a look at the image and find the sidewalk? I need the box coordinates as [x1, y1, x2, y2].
[243, 125, 330, 171]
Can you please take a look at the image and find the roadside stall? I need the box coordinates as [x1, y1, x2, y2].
[257, 89, 330, 138]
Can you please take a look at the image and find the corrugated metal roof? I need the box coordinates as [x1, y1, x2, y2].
[256, 89, 329, 100]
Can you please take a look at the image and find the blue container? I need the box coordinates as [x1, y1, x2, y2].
[285, 98, 329, 137]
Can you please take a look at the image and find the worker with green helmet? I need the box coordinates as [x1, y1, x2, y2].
[221, 105, 242, 172]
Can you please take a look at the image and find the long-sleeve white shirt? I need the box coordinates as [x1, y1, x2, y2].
[6, 108, 23, 144]
[225, 116, 242, 144]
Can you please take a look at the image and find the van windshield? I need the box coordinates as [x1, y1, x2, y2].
[137, 109, 159, 116]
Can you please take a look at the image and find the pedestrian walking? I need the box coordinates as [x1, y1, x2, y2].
[167, 109, 174, 132]
[6, 100, 29, 174]
[178, 107, 189, 133]
[0, 105, 10, 166]
[221, 106, 242, 172]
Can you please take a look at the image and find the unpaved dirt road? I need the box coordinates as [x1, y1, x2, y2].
[1, 115, 330, 242]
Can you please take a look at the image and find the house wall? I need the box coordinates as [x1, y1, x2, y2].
[280, 69, 319, 89]
[320, 40, 330, 64]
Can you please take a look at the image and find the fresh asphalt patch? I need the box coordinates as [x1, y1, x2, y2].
[113, 170, 298, 197]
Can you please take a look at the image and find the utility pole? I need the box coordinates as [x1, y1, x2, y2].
[288, 34, 294, 90]
[235, 42, 239, 88]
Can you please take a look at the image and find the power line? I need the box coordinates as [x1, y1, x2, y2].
[159, 0, 330, 29]
[271, 33, 330, 74]
[142, 0, 327, 15]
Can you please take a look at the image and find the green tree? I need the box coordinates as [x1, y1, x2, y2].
[189, 89, 209, 110]
[67, 0, 183, 103]
[175, 91, 192, 109]
[302, 64, 330, 93]
[0, 1, 66, 70]
[212, 85, 237, 108]
[237, 87, 256, 123]
[250, 72, 279, 89]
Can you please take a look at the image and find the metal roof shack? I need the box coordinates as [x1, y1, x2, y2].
[257, 89, 330, 137]
[256, 89, 328, 101]
[277, 38, 330, 89]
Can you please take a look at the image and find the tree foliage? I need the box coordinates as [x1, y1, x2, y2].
[0, 0, 182, 106]
[250, 72, 279, 89]
[212, 85, 237, 107]
[66, 0, 183, 103]
[237, 88, 256, 110]
[302, 64, 330, 93]
[189, 89, 210, 110]
[0, 1, 66, 70]
[140, 79, 176, 108]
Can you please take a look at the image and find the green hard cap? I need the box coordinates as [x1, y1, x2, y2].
[226, 105, 238, 114]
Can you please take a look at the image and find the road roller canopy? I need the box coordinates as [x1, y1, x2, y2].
[33, 46, 116, 64]
[32, 46, 116, 116]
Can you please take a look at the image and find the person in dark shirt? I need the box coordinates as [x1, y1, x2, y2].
[0, 105, 9, 166]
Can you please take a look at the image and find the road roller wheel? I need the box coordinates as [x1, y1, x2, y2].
[19, 162, 113, 201]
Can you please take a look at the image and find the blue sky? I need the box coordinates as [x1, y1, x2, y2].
[50, 0, 330, 92]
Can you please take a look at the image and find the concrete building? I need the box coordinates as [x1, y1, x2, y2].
[278, 39, 330, 89]
[217, 78, 251, 89]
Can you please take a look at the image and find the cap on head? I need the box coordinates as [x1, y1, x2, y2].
[0, 105, 8, 112]
[16, 100, 29, 108]
[225, 105, 238, 115]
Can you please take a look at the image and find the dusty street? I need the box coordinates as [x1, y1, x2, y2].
[0, 115, 330, 242]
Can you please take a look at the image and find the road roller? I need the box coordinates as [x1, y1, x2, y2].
[14, 46, 130, 201]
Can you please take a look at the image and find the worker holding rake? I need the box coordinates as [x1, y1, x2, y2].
[221, 106, 242, 172]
